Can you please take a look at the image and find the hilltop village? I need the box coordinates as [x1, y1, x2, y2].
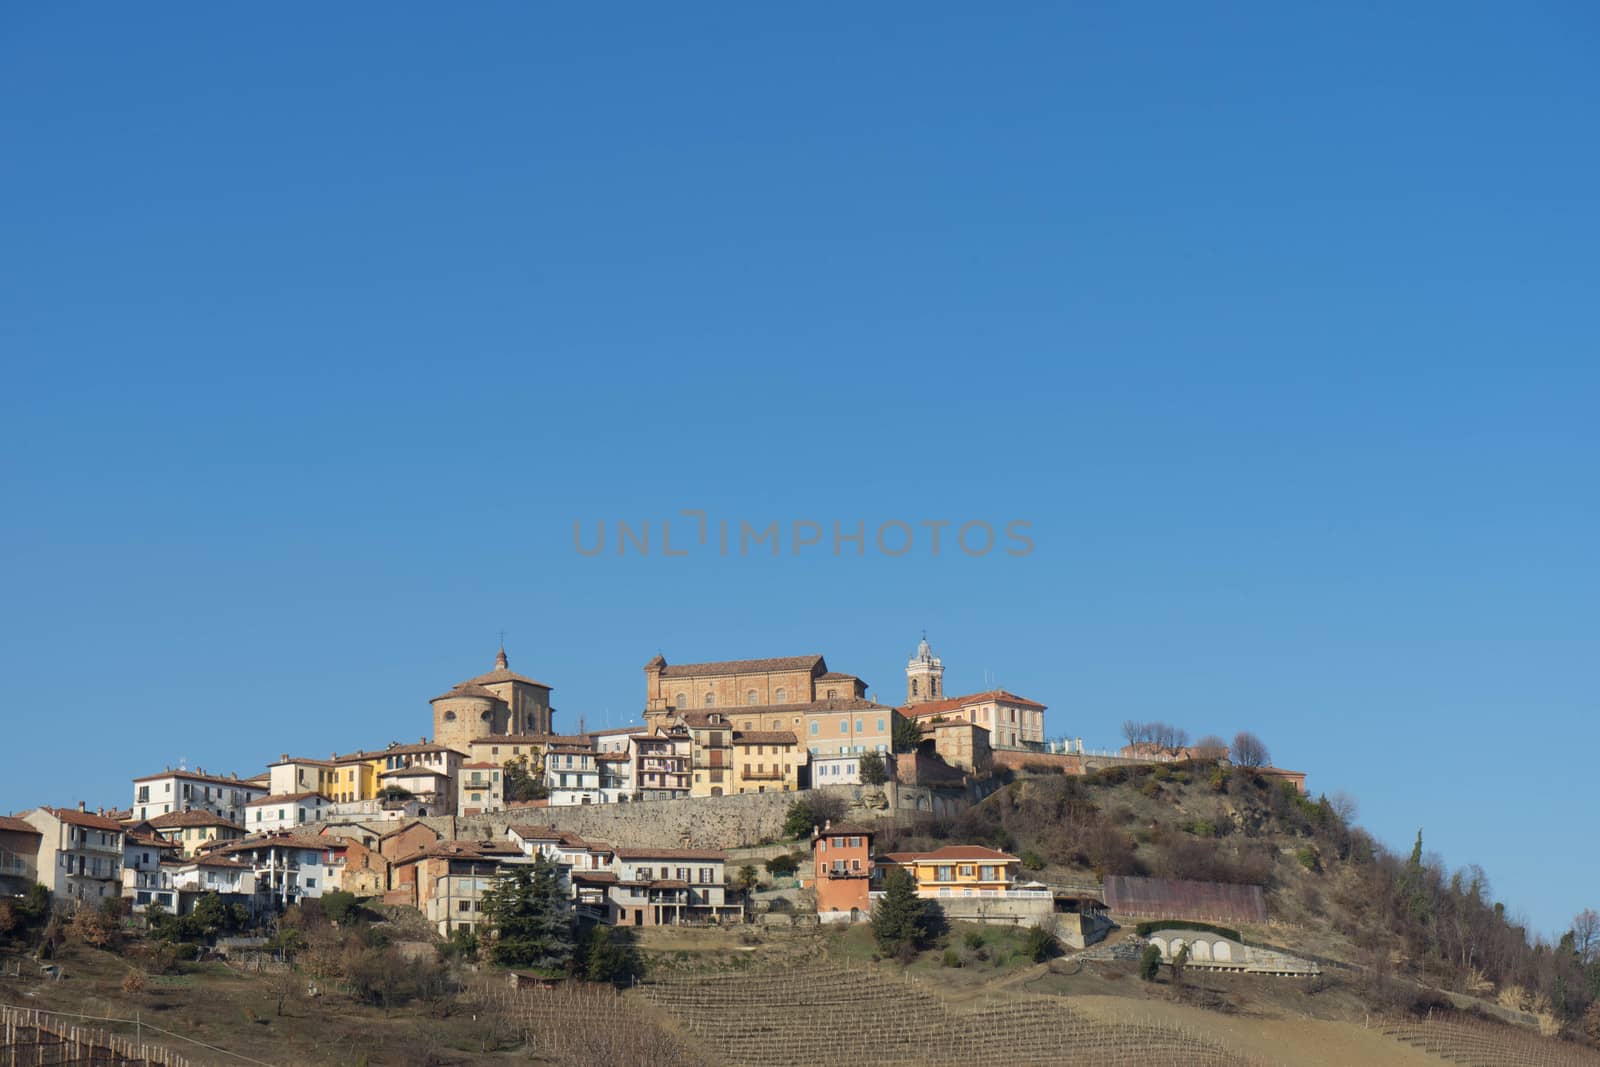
[1, 636, 1304, 950]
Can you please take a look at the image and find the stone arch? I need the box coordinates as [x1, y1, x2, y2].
[1191, 940, 1212, 962]
[1170, 938, 1187, 960]
[1149, 937, 1168, 958]
[1213, 941, 1233, 962]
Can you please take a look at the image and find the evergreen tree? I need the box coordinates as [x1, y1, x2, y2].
[479, 855, 574, 972]
[891, 717, 924, 754]
[870, 868, 927, 958]
[858, 752, 888, 785]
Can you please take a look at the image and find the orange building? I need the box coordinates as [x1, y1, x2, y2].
[811, 820, 875, 923]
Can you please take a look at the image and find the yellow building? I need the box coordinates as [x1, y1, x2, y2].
[678, 711, 735, 797]
[730, 730, 800, 793]
[144, 810, 247, 857]
[329, 751, 381, 803]
[643, 653, 866, 722]
[881, 845, 1021, 896]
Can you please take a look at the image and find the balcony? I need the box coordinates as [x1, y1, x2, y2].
[740, 769, 785, 781]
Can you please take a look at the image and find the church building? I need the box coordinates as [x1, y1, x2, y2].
[431, 647, 555, 754]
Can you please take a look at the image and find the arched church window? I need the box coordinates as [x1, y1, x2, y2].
[703, 693, 715, 707]
[675, 692, 687, 708]
[443, 711, 457, 722]
[911, 680, 919, 696]
[747, 690, 758, 705]
[774, 688, 787, 703]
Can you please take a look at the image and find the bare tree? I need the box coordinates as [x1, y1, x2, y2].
[1231, 731, 1269, 768]
[1572, 908, 1600, 964]
[1192, 735, 1228, 760]
[1121, 720, 1147, 746]
[1328, 790, 1359, 824]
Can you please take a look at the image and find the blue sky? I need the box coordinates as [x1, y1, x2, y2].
[2, 4, 1595, 937]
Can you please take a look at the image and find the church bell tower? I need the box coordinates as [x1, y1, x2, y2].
[906, 632, 944, 705]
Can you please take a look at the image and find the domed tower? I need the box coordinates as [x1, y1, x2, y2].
[906, 632, 944, 705]
[430, 683, 506, 753]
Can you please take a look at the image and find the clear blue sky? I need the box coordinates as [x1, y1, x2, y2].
[2, 5, 1595, 937]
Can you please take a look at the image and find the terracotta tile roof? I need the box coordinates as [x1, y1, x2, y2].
[0, 816, 42, 835]
[126, 830, 179, 849]
[817, 671, 862, 683]
[268, 756, 335, 767]
[506, 825, 606, 850]
[544, 745, 595, 756]
[594, 753, 630, 763]
[245, 792, 329, 806]
[655, 654, 824, 679]
[379, 766, 451, 779]
[677, 711, 739, 729]
[395, 840, 525, 864]
[185, 856, 254, 870]
[460, 667, 552, 689]
[896, 845, 1019, 863]
[467, 734, 566, 746]
[215, 833, 334, 854]
[918, 719, 989, 734]
[732, 730, 799, 745]
[571, 870, 617, 884]
[374, 742, 459, 758]
[814, 822, 876, 837]
[461, 761, 500, 769]
[430, 683, 503, 703]
[131, 769, 262, 788]
[378, 820, 439, 841]
[41, 808, 126, 832]
[148, 810, 246, 831]
[614, 847, 726, 861]
[901, 690, 1046, 717]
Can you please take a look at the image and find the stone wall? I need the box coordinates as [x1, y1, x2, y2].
[319, 779, 992, 852]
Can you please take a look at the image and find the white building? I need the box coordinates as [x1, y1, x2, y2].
[245, 792, 332, 833]
[544, 745, 601, 806]
[211, 833, 333, 909]
[457, 762, 504, 815]
[266, 756, 339, 798]
[596, 752, 633, 803]
[131, 768, 267, 824]
[24, 806, 125, 905]
[810, 752, 890, 786]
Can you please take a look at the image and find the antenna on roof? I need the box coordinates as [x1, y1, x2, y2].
[178, 756, 187, 772]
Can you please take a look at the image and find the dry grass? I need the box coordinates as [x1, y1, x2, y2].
[641, 963, 1262, 1066]
[1383, 1016, 1600, 1067]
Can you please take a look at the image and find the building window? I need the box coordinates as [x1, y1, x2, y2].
[810, 722, 819, 736]
[774, 688, 786, 703]
[746, 690, 758, 705]
[911, 679, 919, 696]
[674, 692, 687, 708]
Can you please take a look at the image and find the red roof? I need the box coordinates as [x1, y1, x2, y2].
[891, 845, 1018, 863]
[0, 816, 42, 836]
[44, 808, 126, 832]
[901, 690, 1046, 717]
[653, 654, 825, 678]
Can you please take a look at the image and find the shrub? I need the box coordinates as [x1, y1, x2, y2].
[121, 970, 146, 994]
[1139, 944, 1162, 981]
[1020, 850, 1045, 872]
[1185, 820, 1216, 838]
[941, 948, 961, 968]
[963, 930, 985, 950]
[321, 890, 361, 926]
[1022, 925, 1059, 963]
[1296, 847, 1320, 872]
[1139, 778, 1162, 799]
[764, 853, 801, 878]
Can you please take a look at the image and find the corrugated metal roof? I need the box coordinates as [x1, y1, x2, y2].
[1103, 875, 1268, 923]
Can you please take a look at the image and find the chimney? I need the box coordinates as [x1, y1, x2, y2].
[280, 753, 289, 763]
[77, 800, 86, 812]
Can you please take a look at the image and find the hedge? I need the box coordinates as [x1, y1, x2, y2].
[1135, 919, 1242, 942]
